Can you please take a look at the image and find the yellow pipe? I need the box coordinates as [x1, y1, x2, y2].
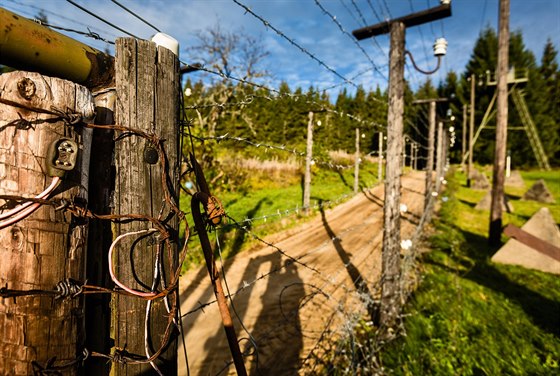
[0, 7, 114, 89]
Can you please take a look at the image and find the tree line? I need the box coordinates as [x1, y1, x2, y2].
[183, 26, 559, 170]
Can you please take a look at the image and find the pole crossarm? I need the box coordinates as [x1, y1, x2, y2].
[412, 98, 449, 105]
[352, 3, 451, 39]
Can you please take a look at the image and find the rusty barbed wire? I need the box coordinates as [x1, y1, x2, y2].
[33, 20, 115, 45]
[198, 133, 355, 170]
[232, 0, 360, 90]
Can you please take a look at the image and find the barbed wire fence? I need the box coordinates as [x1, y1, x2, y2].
[0, 1, 452, 375]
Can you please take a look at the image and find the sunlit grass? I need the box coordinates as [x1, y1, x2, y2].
[377, 167, 560, 375]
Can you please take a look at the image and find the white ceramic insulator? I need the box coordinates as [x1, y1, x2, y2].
[151, 33, 179, 56]
[433, 38, 448, 56]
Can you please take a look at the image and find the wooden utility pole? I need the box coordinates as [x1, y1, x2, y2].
[353, 1, 451, 329]
[354, 127, 360, 193]
[462, 104, 467, 169]
[379, 20, 406, 328]
[467, 74, 476, 187]
[489, 0, 510, 245]
[411, 98, 448, 212]
[111, 38, 180, 374]
[0, 71, 94, 375]
[303, 111, 314, 214]
[435, 121, 444, 193]
[378, 131, 384, 182]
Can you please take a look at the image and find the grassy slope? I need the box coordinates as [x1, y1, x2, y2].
[380, 168, 560, 375]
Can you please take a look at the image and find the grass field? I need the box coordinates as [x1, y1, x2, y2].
[377, 167, 560, 375]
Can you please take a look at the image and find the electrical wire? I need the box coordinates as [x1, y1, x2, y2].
[108, 228, 159, 298]
[232, 0, 360, 90]
[110, 0, 161, 33]
[0, 177, 61, 229]
[314, 0, 387, 82]
[65, 0, 139, 38]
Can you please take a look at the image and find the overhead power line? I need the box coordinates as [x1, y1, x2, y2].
[66, 0, 139, 38]
[232, 0, 360, 90]
[110, 0, 161, 33]
[314, 0, 387, 82]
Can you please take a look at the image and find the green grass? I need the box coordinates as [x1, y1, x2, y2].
[180, 159, 381, 269]
[378, 168, 560, 375]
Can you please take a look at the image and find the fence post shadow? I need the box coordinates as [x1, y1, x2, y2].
[317, 199, 378, 324]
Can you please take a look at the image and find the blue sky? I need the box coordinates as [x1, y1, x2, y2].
[2, 0, 559, 96]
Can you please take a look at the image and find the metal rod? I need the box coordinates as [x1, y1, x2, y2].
[0, 7, 114, 89]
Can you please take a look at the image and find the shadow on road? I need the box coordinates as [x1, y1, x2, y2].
[190, 250, 305, 375]
[318, 200, 377, 324]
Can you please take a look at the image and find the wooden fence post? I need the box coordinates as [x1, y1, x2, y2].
[354, 127, 360, 193]
[303, 111, 314, 214]
[111, 37, 180, 375]
[0, 71, 94, 375]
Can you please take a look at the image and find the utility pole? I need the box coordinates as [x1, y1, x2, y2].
[354, 127, 360, 193]
[353, 1, 451, 329]
[435, 121, 444, 193]
[489, 0, 510, 245]
[381, 20, 405, 328]
[411, 98, 448, 210]
[378, 131, 384, 182]
[462, 104, 467, 169]
[111, 37, 180, 375]
[0, 71, 93, 375]
[303, 111, 314, 214]
[467, 74, 476, 187]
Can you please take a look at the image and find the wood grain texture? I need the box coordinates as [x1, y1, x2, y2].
[381, 21, 405, 330]
[112, 38, 179, 375]
[0, 71, 93, 375]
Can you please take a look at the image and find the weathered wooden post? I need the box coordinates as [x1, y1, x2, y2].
[353, 1, 451, 329]
[426, 102, 436, 209]
[0, 71, 94, 375]
[467, 74, 475, 187]
[489, 0, 510, 245]
[303, 111, 314, 214]
[461, 104, 467, 169]
[378, 21, 406, 328]
[110, 37, 180, 374]
[435, 121, 444, 193]
[378, 131, 384, 182]
[354, 127, 360, 193]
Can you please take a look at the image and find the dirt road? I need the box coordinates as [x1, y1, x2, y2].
[178, 171, 427, 375]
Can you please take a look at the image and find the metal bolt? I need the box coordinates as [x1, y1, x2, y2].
[143, 146, 159, 165]
[17, 78, 36, 100]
